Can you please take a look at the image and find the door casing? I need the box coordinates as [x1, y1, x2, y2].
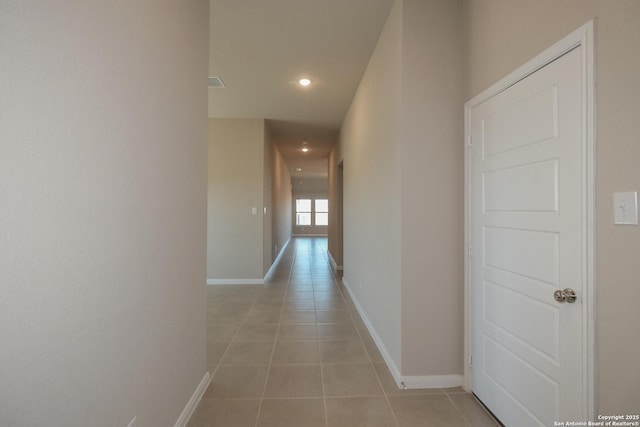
[463, 20, 596, 420]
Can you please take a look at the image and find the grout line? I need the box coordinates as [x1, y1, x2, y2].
[444, 391, 473, 427]
[208, 238, 488, 426]
[253, 240, 295, 427]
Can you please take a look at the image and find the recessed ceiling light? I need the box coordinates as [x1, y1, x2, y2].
[302, 147, 309, 153]
[299, 78, 311, 87]
[294, 168, 302, 172]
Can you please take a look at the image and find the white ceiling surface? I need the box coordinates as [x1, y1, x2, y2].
[208, 0, 394, 178]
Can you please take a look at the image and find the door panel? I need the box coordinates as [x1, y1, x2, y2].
[470, 47, 584, 426]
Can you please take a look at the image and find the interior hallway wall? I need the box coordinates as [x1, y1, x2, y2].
[0, 1, 209, 426]
[340, 0, 404, 371]
[272, 141, 293, 262]
[463, 0, 640, 413]
[339, 0, 463, 380]
[328, 145, 344, 269]
[208, 119, 291, 281]
[399, 0, 463, 376]
[208, 119, 265, 281]
[263, 125, 274, 274]
[292, 178, 329, 236]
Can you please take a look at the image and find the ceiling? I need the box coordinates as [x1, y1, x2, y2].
[208, 0, 395, 179]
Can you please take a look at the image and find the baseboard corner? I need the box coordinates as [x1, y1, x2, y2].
[174, 370, 211, 427]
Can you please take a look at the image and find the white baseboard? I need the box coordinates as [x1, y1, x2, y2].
[341, 277, 462, 390]
[400, 375, 462, 389]
[206, 279, 264, 285]
[264, 237, 291, 280]
[327, 251, 344, 272]
[174, 371, 211, 427]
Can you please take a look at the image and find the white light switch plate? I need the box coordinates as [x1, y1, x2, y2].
[613, 191, 638, 225]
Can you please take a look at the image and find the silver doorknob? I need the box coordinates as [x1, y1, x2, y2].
[554, 288, 577, 303]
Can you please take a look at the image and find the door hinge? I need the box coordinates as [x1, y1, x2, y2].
[468, 354, 473, 368]
[468, 134, 473, 148]
[468, 245, 473, 259]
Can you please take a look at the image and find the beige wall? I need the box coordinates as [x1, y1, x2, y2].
[208, 119, 290, 280]
[400, 0, 463, 375]
[208, 119, 265, 281]
[292, 178, 329, 236]
[340, 0, 404, 367]
[0, 1, 209, 426]
[339, 0, 463, 380]
[263, 126, 274, 273]
[272, 143, 293, 260]
[327, 146, 344, 268]
[463, 0, 640, 413]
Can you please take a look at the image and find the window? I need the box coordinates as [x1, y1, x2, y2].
[315, 199, 328, 225]
[296, 199, 312, 225]
[295, 198, 328, 226]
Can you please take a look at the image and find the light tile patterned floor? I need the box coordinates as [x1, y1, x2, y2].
[188, 237, 500, 427]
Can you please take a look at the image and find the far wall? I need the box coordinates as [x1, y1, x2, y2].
[292, 177, 328, 236]
[207, 118, 291, 283]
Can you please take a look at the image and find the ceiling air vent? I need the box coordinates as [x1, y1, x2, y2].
[208, 76, 226, 88]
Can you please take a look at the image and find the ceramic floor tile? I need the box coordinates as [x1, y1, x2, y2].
[206, 341, 230, 365]
[207, 324, 239, 342]
[277, 324, 318, 340]
[363, 340, 385, 363]
[256, 398, 326, 427]
[312, 283, 337, 290]
[317, 323, 360, 340]
[325, 396, 398, 427]
[251, 299, 284, 310]
[186, 398, 260, 427]
[448, 393, 501, 427]
[207, 311, 246, 325]
[280, 310, 316, 324]
[215, 303, 253, 314]
[314, 299, 347, 311]
[357, 327, 375, 342]
[263, 364, 323, 398]
[220, 341, 273, 365]
[233, 323, 278, 342]
[316, 310, 353, 324]
[198, 239, 483, 427]
[245, 309, 282, 324]
[352, 317, 369, 332]
[313, 289, 342, 298]
[203, 365, 268, 399]
[388, 395, 470, 427]
[284, 299, 315, 310]
[271, 340, 320, 364]
[319, 340, 370, 363]
[322, 363, 384, 397]
[288, 283, 314, 290]
[314, 294, 342, 303]
[287, 292, 315, 301]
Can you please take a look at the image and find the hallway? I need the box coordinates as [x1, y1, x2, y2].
[189, 237, 499, 426]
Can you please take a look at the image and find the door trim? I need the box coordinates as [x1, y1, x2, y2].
[463, 20, 595, 420]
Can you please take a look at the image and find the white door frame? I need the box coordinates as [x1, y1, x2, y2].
[463, 20, 596, 420]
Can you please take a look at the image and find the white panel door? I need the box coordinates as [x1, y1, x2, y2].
[469, 47, 584, 426]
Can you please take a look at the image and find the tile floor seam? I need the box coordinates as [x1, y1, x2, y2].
[197, 238, 501, 426]
[444, 391, 474, 427]
[368, 347, 402, 427]
[253, 242, 295, 427]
